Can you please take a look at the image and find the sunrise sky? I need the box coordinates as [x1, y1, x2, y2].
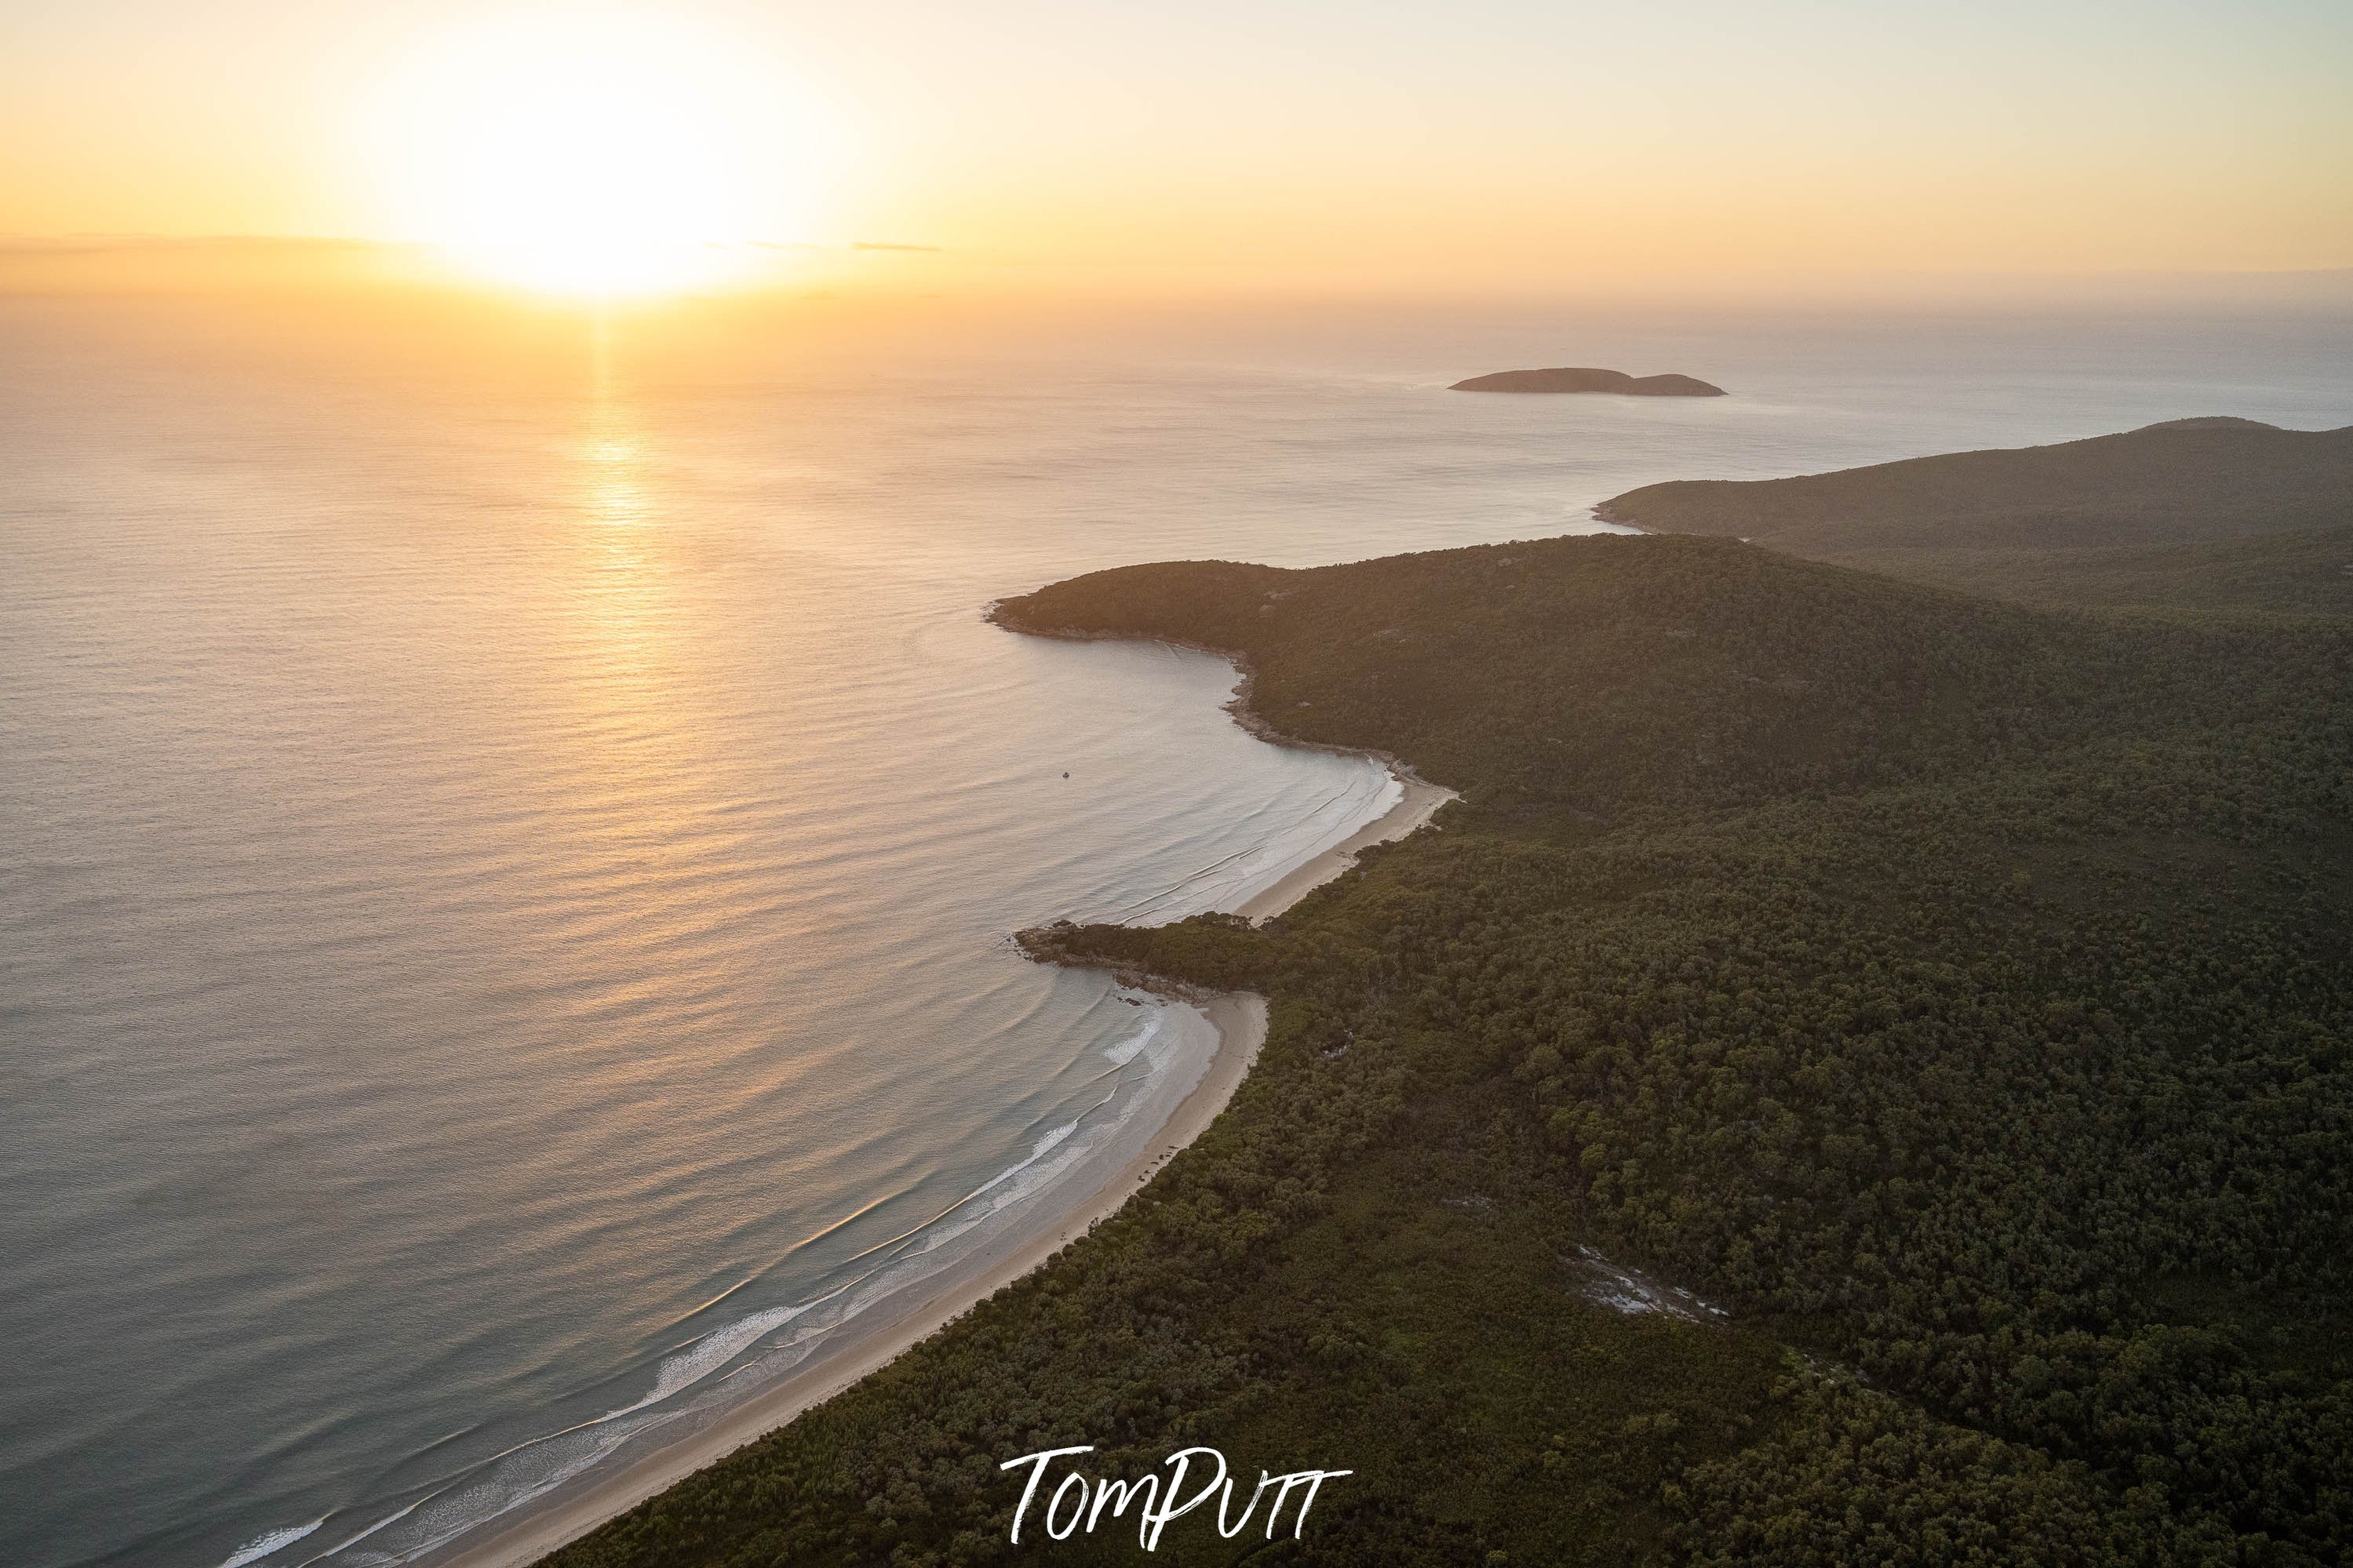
[3, 0, 2348, 293]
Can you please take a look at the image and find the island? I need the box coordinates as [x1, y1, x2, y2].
[532, 424, 2351, 1568]
[1450, 366, 1725, 395]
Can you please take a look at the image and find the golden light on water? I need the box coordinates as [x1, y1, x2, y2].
[572, 318, 673, 701]
[361, 10, 838, 298]
[583, 321, 650, 527]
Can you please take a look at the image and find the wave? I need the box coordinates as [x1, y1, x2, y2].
[973, 1119, 1078, 1199]
[1111, 766, 1396, 923]
[613, 1297, 821, 1417]
[1102, 1008, 1165, 1067]
[289, 1501, 420, 1568]
[285, 1004, 1200, 1566]
[217, 1519, 322, 1568]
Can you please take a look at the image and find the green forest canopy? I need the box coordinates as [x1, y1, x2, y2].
[1596, 420, 2353, 616]
[544, 432, 2353, 1568]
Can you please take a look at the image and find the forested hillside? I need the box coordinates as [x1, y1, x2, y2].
[1595, 420, 2353, 614]
[545, 523, 2351, 1567]
[1775, 524, 2353, 619]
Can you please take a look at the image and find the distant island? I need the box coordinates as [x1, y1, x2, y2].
[1450, 366, 1725, 396]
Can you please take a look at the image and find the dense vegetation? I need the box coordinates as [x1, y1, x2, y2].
[545, 468, 2351, 1566]
[1780, 524, 2353, 619]
[1597, 420, 2352, 614]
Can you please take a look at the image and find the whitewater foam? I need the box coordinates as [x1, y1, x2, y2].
[217, 1521, 322, 1568]
[292, 1007, 1218, 1565]
[1102, 1008, 1165, 1067]
[621, 1299, 821, 1415]
[290, 1502, 419, 1568]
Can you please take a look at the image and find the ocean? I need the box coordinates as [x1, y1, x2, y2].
[4, 289, 2348, 1568]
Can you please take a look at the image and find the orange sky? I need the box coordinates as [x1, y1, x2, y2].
[2, 0, 2348, 294]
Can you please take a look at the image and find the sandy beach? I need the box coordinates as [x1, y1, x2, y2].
[419, 768, 1445, 1568]
[421, 994, 1261, 1568]
[1236, 773, 1455, 923]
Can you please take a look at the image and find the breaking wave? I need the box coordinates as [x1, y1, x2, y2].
[250, 999, 1209, 1567]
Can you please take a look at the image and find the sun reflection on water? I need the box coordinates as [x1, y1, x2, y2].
[569, 314, 675, 696]
[584, 318, 652, 529]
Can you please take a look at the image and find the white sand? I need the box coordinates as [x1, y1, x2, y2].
[1235, 771, 1455, 924]
[427, 993, 1267, 1568]
[426, 771, 1450, 1568]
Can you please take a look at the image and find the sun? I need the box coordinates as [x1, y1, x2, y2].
[362, 10, 833, 297]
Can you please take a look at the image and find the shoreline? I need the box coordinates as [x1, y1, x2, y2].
[981, 603, 1462, 816]
[985, 607, 1461, 929]
[426, 994, 1268, 1568]
[1235, 773, 1454, 923]
[416, 657, 1453, 1568]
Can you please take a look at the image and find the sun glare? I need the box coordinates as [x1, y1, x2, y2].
[363, 11, 833, 297]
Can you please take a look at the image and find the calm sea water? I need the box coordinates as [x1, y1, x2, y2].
[4, 292, 2349, 1568]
